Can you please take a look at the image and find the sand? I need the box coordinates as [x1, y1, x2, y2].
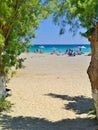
[0, 53, 98, 130]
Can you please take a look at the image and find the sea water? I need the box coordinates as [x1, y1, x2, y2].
[29, 44, 91, 53]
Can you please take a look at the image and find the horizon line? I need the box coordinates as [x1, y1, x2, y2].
[33, 43, 90, 45]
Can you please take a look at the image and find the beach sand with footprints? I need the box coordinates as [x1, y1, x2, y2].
[0, 53, 98, 130]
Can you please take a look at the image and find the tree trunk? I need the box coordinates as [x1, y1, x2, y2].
[87, 22, 98, 119]
[0, 76, 7, 98]
[0, 52, 7, 98]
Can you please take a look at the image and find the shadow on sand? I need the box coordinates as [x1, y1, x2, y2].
[0, 114, 98, 130]
[46, 93, 94, 114]
[0, 94, 98, 130]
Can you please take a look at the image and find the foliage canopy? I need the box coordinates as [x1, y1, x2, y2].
[0, 0, 50, 76]
[48, 0, 98, 36]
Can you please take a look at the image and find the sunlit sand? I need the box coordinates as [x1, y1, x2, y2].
[1, 53, 98, 129]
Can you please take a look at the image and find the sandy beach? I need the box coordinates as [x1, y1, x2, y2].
[0, 53, 98, 130]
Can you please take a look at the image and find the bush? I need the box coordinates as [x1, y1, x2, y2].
[0, 97, 11, 112]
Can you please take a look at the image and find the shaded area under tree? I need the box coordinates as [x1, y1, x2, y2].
[0, 94, 98, 130]
[46, 93, 93, 114]
[0, 114, 98, 130]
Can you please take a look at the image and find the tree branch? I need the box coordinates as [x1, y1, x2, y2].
[4, 0, 19, 47]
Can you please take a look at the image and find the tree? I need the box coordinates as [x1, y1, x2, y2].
[0, 0, 50, 98]
[48, 0, 98, 119]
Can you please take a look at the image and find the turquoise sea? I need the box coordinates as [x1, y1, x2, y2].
[29, 44, 91, 53]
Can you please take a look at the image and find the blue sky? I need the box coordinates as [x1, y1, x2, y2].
[32, 17, 90, 45]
